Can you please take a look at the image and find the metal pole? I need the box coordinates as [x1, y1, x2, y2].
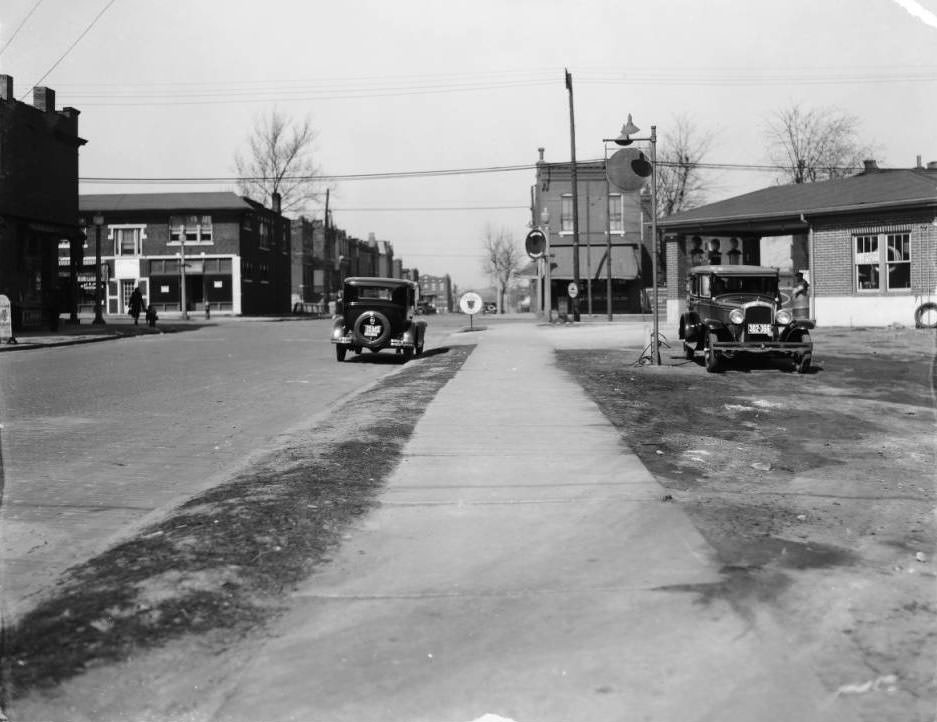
[92, 217, 105, 324]
[566, 69, 581, 322]
[180, 221, 188, 320]
[543, 218, 552, 323]
[650, 126, 660, 365]
[605, 144, 613, 321]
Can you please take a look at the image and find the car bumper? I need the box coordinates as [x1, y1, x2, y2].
[331, 335, 415, 348]
[712, 341, 812, 354]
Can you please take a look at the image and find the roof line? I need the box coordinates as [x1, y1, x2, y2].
[660, 196, 937, 229]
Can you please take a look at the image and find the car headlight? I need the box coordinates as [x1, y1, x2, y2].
[775, 309, 792, 326]
[729, 308, 745, 325]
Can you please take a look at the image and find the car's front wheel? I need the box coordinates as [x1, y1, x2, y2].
[704, 333, 722, 373]
[683, 341, 696, 360]
[335, 344, 347, 362]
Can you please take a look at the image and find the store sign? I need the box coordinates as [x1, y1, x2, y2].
[0, 295, 12, 342]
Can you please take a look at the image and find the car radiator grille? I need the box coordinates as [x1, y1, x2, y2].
[743, 305, 774, 341]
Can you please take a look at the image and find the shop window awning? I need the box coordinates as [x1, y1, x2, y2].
[547, 243, 639, 281]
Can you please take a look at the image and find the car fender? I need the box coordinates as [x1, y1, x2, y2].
[703, 318, 729, 339]
[680, 313, 704, 343]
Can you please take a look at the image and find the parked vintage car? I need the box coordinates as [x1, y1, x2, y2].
[330, 277, 427, 362]
[679, 265, 814, 373]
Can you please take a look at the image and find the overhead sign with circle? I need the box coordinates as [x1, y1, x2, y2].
[459, 291, 483, 315]
[607, 147, 652, 191]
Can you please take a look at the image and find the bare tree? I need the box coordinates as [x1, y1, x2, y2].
[765, 103, 875, 184]
[235, 109, 322, 215]
[481, 225, 523, 313]
[655, 114, 714, 217]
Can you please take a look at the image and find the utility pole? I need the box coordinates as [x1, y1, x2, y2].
[565, 68, 581, 322]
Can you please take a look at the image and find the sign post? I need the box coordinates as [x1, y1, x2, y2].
[0, 295, 15, 344]
[459, 291, 483, 330]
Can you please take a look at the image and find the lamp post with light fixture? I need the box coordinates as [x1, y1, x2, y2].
[604, 115, 659, 363]
[540, 207, 552, 322]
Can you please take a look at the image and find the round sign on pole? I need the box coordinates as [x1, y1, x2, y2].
[525, 229, 546, 259]
[567, 282, 579, 299]
[459, 291, 483, 315]
[607, 147, 652, 191]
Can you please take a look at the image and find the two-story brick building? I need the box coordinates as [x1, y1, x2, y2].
[658, 162, 937, 327]
[75, 192, 291, 317]
[0, 76, 86, 330]
[529, 150, 649, 316]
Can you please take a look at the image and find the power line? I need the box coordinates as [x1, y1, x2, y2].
[21, 0, 120, 98]
[0, 0, 45, 58]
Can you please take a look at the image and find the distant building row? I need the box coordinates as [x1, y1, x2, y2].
[0, 74, 424, 331]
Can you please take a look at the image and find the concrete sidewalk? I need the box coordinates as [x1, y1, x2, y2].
[210, 323, 855, 722]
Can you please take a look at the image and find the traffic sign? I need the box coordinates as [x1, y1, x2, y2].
[607, 147, 652, 191]
[459, 291, 483, 315]
[525, 229, 546, 259]
[567, 282, 579, 298]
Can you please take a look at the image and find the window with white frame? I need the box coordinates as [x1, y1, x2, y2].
[169, 215, 213, 243]
[560, 195, 573, 232]
[109, 226, 146, 256]
[854, 232, 911, 291]
[608, 193, 623, 233]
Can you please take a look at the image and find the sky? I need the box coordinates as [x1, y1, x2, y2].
[1, 0, 936, 290]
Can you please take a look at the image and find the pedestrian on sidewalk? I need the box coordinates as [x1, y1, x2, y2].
[145, 303, 158, 327]
[128, 287, 145, 325]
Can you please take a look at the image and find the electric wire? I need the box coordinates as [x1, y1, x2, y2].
[20, 0, 120, 99]
[0, 0, 45, 58]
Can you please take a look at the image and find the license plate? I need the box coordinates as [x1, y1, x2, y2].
[748, 323, 771, 335]
[363, 324, 381, 337]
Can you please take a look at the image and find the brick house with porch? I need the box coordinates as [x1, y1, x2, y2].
[658, 162, 937, 327]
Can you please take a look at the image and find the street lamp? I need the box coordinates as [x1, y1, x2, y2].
[604, 115, 660, 364]
[540, 207, 552, 323]
[92, 213, 105, 325]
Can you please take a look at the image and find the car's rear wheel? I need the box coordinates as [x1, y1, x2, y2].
[704, 333, 722, 373]
[335, 344, 347, 362]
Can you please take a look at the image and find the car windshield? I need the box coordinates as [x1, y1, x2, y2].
[711, 275, 777, 296]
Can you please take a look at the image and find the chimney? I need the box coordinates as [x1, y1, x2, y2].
[916, 155, 924, 169]
[271, 191, 281, 214]
[33, 86, 55, 112]
[862, 159, 879, 173]
[538, 147, 545, 162]
[0, 75, 13, 101]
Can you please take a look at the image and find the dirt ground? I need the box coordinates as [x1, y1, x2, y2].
[555, 326, 937, 722]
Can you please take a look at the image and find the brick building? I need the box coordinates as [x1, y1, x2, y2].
[529, 150, 649, 317]
[0, 76, 86, 330]
[418, 274, 453, 312]
[657, 162, 937, 327]
[76, 192, 291, 317]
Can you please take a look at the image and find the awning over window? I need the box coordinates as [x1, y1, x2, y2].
[547, 243, 639, 281]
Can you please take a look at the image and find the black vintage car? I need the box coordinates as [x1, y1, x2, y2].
[330, 277, 427, 362]
[679, 265, 814, 373]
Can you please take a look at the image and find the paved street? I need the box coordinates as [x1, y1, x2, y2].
[0, 316, 448, 619]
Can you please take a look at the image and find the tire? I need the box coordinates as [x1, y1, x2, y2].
[914, 302, 937, 329]
[683, 341, 696, 360]
[796, 353, 812, 374]
[353, 311, 392, 348]
[402, 347, 414, 360]
[335, 344, 347, 362]
[704, 333, 722, 373]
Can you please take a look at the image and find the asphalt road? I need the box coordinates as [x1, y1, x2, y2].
[0, 316, 458, 620]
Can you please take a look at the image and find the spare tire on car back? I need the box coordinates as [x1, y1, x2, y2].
[353, 311, 391, 347]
